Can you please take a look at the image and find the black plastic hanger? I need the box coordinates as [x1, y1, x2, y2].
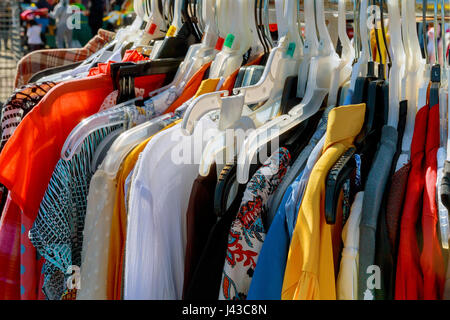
[182, 0, 202, 43]
[153, 0, 200, 60]
[214, 163, 247, 217]
[324, 0, 389, 225]
[428, 0, 441, 109]
[113, 58, 184, 103]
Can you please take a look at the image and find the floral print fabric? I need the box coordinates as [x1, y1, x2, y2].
[219, 148, 291, 300]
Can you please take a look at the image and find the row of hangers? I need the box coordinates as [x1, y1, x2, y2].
[46, 0, 450, 239]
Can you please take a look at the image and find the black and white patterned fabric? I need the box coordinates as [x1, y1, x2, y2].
[29, 125, 122, 300]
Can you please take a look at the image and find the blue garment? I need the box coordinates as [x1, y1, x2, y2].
[343, 88, 354, 106]
[35, 18, 49, 33]
[247, 174, 302, 300]
[247, 113, 328, 299]
[266, 105, 335, 225]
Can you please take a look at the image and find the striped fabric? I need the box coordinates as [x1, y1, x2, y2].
[14, 29, 115, 88]
[29, 125, 123, 300]
[0, 82, 57, 151]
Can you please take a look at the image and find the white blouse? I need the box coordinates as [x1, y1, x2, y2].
[124, 117, 218, 300]
[77, 119, 168, 300]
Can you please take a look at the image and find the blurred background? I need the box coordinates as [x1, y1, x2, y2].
[0, 0, 136, 102]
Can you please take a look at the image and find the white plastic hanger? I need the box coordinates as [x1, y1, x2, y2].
[338, 0, 355, 64]
[327, 0, 354, 107]
[396, 0, 427, 170]
[183, 0, 303, 177]
[208, 0, 253, 79]
[236, 0, 341, 183]
[147, 0, 220, 97]
[349, 0, 370, 93]
[440, 0, 448, 89]
[111, 0, 153, 48]
[101, 113, 174, 175]
[417, 0, 432, 113]
[61, 97, 143, 160]
[172, 0, 184, 35]
[139, 0, 169, 43]
[400, 0, 412, 101]
[182, 0, 302, 136]
[296, 0, 320, 98]
[68, 0, 154, 79]
[386, 0, 405, 129]
[395, 0, 425, 167]
[37, 0, 154, 83]
[150, 0, 186, 59]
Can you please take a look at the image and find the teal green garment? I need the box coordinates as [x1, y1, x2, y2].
[71, 14, 92, 47]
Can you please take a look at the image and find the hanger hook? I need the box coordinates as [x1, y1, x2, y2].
[441, 0, 446, 67]
[423, 0, 429, 63]
[379, 0, 391, 70]
[434, 0, 440, 65]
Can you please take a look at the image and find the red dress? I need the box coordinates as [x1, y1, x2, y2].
[395, 105, 428, 300]
[421, 103, 445, 299]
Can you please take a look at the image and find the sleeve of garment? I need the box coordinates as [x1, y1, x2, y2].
[124, 181, 154, 300]
[421, 103, 446, 300]
[395, 106, 429, 300]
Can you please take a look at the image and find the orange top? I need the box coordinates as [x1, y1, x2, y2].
[0, 75, 114, 217]
[0, 72, 166, 301]
[0, 72, 166, 218]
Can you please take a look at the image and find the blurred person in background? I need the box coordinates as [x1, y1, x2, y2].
[88, 0, 105, 36]
[36, 0, 52, 10]
[26, 19, 44, 52]
[49, 0, 73, 48]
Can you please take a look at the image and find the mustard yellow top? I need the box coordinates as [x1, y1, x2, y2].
[193, 78, 221, 99]
[370, 28, 390, 65]
[106, 120, 180, 300]
[282, 103, 366, 300]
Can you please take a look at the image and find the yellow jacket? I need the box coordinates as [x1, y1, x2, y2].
[282, 103, 366, 300]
